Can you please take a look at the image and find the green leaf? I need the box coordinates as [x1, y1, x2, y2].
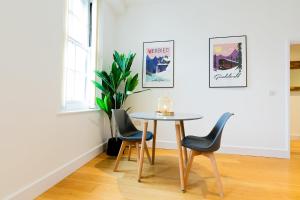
[125, 53, 136, 72]
[96, 94, 113, 119]
[110, 62, 122, 89]
[128, 74, 139, 92]
[92, 80, 108, 94]
[124, 74, 137, 100]
[95, 70, 114, 92]
[113, 51, 126, 71]
[104, 95, 112, 118]
[96, 97, 106, 111]
[113, 51, 121, 67]
[104, 95, 108, 111]
[124, 76, 132, 95]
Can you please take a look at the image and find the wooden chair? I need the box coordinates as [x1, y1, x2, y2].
[182, 112, 234, 197]
[112, 109, 153, 171]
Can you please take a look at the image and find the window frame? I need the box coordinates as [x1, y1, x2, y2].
[61, 0, 98, 112]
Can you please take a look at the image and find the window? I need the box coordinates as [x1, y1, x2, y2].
[62, 0, 97, 111]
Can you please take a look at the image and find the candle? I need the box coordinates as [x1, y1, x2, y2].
[157, 96, 174, 116]
[163, 105, 168, 112]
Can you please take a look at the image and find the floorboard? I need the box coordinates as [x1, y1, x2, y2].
[37, 140, 300, 200]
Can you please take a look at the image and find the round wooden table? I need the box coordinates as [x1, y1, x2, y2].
[130, 112, 203, 191]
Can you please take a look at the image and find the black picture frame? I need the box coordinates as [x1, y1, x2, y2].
[142, 40, 175, 88]
[209, 35, 247, 88]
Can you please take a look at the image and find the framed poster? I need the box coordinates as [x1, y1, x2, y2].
[209, 35, 247, 88]
[142, 40, 174, 88]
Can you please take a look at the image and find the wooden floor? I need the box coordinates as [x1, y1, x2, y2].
[38, 140, 300, 200]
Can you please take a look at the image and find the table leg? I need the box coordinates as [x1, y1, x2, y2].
[138, 120, 148, 182]
[152, 120, 157, 165]
[180, 120, 188, 166]
[175, 121, 185, 191]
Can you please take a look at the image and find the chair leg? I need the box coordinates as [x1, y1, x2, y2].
[206, 153, 224, 198]
[136, 142, 140, 165]
[185, 150, 195, 186]
[144, 142, 152, 164]
[128, 144, 132, 161]
[138, 121, 148, 181]
[114, 141, 127, 172]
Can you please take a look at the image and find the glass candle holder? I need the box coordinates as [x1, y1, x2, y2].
[157, 96, 174, 116]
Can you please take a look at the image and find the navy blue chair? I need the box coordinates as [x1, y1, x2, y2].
[112, 109, 153, 171]
[182, 112, 234, 197]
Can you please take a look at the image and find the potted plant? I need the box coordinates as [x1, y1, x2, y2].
[93, 51, 146, 156]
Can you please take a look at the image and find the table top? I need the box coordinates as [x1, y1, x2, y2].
[130, 112, 203, 121]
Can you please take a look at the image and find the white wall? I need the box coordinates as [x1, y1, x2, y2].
[100, 0, 118, 67]
[0, 0, 115, 199]
[115, 0, 300, 157]
[290, 44, 300, 137]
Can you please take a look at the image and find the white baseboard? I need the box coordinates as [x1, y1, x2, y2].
[155, 140, 289, 159]
[219, 145, 289, 159]
[4, 143, 106, 200]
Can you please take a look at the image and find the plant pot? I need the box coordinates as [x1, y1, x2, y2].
[106, 137, 122, 156]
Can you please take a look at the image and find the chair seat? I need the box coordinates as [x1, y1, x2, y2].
[119, 131, 153, 142]
[182, 135, 214, 152]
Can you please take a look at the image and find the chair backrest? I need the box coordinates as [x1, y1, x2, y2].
[112, 109, 138, 137]
[206, 112, 234, 151]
